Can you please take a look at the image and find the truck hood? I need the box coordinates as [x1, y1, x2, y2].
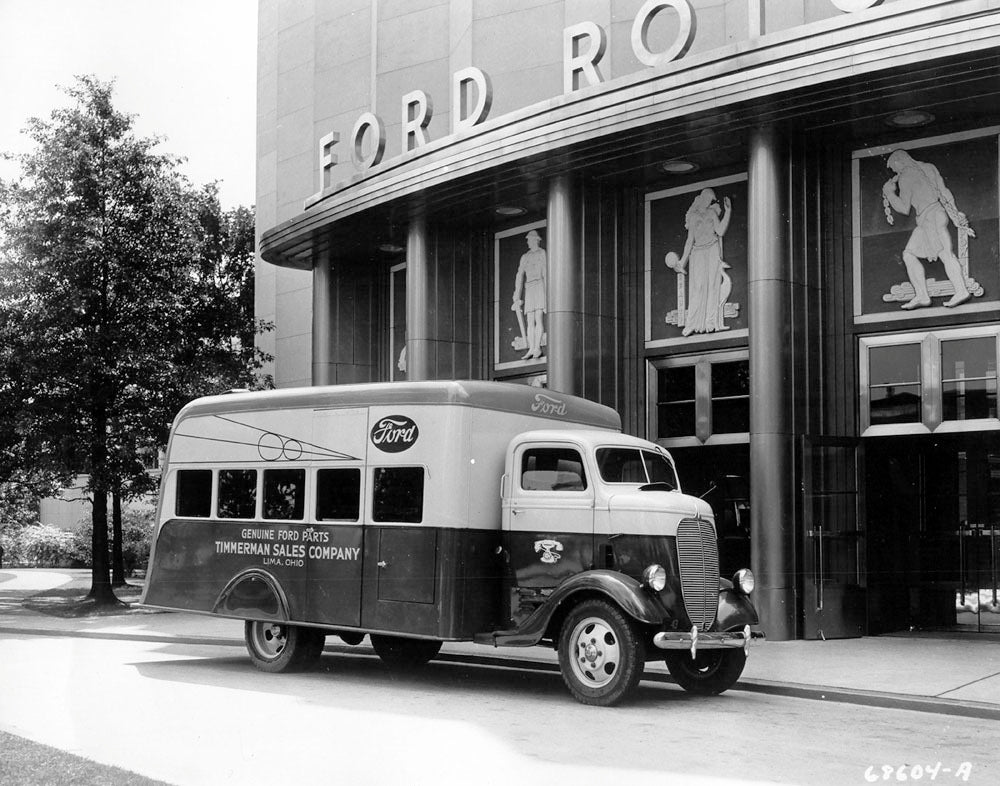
[606, 489, 715, 537]
[608, 489, 713, 517]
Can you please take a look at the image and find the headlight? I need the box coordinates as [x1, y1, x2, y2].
[642, 564, 667, 592]
[733, 568, 755, 595]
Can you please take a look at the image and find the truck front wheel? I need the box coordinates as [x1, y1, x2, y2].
[558, 599, 645, 706]
[664, 648, 746, 695]
[245, 621, 325, 673]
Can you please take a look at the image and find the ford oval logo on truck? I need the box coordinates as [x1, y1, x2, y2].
[371, 415, 419, 452]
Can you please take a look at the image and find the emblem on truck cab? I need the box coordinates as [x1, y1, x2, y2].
[534, 539, 563, 564]
[370, 415, 419, 452]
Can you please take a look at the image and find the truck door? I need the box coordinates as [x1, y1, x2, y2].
[361, 464, 440, 634]
[504, 442, 595, 589]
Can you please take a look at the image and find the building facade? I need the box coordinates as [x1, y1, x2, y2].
[256, 0, 1000, 640]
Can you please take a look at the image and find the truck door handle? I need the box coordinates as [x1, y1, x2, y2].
[377, 561, 387, 568]
[511, 508, 521, 516]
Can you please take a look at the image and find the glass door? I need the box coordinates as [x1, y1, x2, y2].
[802, 437, 866, 639]
[865, 433, 1000, 633]
[951, 442, 1000, 632]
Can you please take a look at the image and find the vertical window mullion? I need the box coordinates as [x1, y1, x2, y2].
[995, 331, 1000, 419]
[924, 334, 941, 431]
[696, 359, 712, 443]
[859, 341, 872, 431]
[646, 361, 659, 440]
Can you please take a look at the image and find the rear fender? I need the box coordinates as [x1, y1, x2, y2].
[213, 569, 289, 621]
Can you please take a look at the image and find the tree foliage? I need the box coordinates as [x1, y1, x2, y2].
[0, 76, 270, 602]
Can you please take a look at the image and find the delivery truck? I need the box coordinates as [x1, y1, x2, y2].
[141, 380, 762, 705]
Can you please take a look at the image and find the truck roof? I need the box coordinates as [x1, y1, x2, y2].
[174, 380, 621, 431]
[514, 429, 662, 451]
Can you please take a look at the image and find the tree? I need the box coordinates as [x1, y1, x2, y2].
[105, 188, 271, 585]
[0, 76, 270, 604]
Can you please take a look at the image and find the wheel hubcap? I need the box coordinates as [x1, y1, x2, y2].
[569, 617, 621, 688]
[253, 622, 287, 659]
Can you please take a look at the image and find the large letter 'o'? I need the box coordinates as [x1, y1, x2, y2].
[631, 0, 696, 68]
[351, 112, 386, 170]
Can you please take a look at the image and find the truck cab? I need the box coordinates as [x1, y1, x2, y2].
[483, 429, 762, 704]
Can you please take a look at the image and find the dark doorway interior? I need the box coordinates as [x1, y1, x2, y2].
[865, 433, 1000, 634]
[671, 444, 751, 578]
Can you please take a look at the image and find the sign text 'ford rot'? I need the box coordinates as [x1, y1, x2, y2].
[371, 415, 419, 452]
[316, 0, 885, 192]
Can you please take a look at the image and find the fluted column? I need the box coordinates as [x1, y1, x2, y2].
[405, 214, 431, 381]
[311, 249, 333, 386]
[546, 174, 582, 394]
[748, 125, 796, 641]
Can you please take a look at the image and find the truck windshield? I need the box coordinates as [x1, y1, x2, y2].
[597, 448, 678, 490]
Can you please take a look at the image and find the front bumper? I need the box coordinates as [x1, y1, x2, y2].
[653, 624, 765, 658]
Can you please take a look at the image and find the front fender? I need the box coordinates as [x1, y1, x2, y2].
[485, 570, 669, 648]
[715, 587, 759, 630]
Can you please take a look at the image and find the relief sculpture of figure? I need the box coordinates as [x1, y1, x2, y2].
[512, 229, 547, 360]
[882, 149, 974, 309]
[666, 188, 732, 336]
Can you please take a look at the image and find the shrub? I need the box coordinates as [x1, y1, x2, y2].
[16, 524, 76, 567]
[0, 531, 15, 567]
[71, 508, 155, 575]
[121, 508, 155, 574]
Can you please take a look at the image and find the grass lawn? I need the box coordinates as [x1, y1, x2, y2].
[0, 731, 172, 785]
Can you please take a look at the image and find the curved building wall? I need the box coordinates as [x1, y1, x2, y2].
[256, 0, 1000, 640]
[254, 0, 912, 385]
[258, 0, 913, 229]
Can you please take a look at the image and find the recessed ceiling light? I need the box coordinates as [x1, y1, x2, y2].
[378, 243, 404, 253]
[495, 205, 526, 216]
[659, 159, 699, 174]
[886, 109, 935, 128]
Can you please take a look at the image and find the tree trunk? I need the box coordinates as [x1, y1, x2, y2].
[111, 480, 126, 586]
[88, 482, 118, 604]
[87, 402, 120, 606]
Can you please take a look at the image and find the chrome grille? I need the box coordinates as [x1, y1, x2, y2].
[676, 517, 719, 631]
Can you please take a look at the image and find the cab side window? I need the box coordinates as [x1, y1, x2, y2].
[263, 468, 305, 520]
[372, 467, 424, 523]
[521, 447, 588, 491]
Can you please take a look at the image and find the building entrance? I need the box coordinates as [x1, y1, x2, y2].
[865, 433, 1000, 634]
[670, 444, 750, 578]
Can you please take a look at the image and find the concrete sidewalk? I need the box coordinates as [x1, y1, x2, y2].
[3, 568, 1000, 718]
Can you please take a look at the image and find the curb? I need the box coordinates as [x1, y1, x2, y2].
[5, 624, 1000, 721]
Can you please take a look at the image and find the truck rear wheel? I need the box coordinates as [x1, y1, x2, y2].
[245, 621, 325, 673]
[664, 648, 746, 695]
[557, 599, 645, 706]
[370, 635, 441, 669]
